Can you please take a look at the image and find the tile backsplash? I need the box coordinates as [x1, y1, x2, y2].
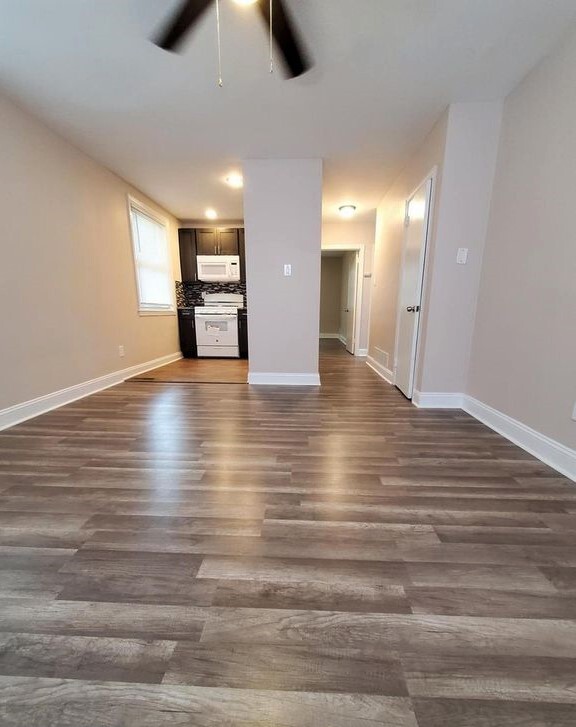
[176, 280, 246, 308]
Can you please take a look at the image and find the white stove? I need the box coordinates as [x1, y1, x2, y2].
[194, 293, 244, 358]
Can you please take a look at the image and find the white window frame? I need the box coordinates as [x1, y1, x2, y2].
[127, 196, 175, 316]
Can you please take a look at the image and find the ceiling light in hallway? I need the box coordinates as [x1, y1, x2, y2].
[338, 205, 357, 219]
[225, 172, 244, 189]
[232, 0, 259, 5]
[205, 208, 218, 219]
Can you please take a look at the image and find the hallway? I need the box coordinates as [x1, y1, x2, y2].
[0, 340, 575, 726]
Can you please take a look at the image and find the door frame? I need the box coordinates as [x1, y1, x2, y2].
[393, 167, 437, 397]
[344, 250, 359, 355]
[320, 243, 365, 356]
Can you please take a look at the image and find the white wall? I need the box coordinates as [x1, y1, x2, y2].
[0, 92, 180, 413]
[368, 103, 502, 392]
[243, 159, 323, 384]
[417, 102, 502, 394]
[468, 30, 576, 450]
[179, 220, 243, 229]
[369, 112, 448, 373]
[322, 220, 375, 353]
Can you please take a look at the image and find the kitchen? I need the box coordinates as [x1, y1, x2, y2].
[131, 222, 249, 385]
[175, 224, 248, 383]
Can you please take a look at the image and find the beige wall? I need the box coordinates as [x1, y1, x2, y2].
[320, 256, 342, 335]
[322, 220, 375, 352]
[243, 159, 323, 381]
[0, 92, 180, 410]
[468, 31, 576, 449]
[369, 112, 448, 372]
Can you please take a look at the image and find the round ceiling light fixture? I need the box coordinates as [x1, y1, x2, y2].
[225, 172, 244, 189]
[205, 208, 218, 220]
[338, 205, 357, 219]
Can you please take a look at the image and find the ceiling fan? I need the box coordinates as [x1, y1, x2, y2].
[154, 0, 311, 78]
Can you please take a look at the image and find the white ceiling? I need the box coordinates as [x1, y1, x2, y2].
[1, 0, 575, 221]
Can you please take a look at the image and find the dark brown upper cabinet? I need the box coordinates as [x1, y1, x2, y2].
[218, 229, 240, 255]
[178, 229, 197, 283]
[179, 227, 245, 282]
[238, 228, 246, 282]
[195, 229, 218, 255]
[195, 228, 239, 256]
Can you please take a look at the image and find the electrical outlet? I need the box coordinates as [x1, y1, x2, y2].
[572, 401, 576, 421]
[118, 345, 125, 358]
[284, 264, 292, 277]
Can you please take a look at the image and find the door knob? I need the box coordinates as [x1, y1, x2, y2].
[406, 305, 420, 312]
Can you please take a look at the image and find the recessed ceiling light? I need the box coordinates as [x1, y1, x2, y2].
[339, 205, 357, 219]
[225, 172, 244, 189]
[232, 0, 258, 5]
[205, 208, 218, 220]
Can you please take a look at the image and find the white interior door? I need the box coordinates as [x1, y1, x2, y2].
[344, 252, 358, 354]
[395, 178, 432, 398]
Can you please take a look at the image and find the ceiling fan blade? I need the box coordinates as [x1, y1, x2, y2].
[154, 0, 213, 51]
[257, 0, 311, 78]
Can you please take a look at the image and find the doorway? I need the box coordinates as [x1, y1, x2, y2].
[394, 176, 433, 398]
[320, 248, 361, 355]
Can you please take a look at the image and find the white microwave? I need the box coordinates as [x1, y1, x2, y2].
[197, 255, 240, 282]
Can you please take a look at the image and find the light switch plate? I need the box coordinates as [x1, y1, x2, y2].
[572, 401, 576, 421]
[457, 247, 468, 265]
[284, 264, 292, 277]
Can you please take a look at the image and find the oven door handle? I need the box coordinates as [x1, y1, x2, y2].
[195, 314, 236, 320]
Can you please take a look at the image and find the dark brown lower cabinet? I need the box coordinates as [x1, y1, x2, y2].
[177, 309, 197, 358]
[239, 312, 248, 359]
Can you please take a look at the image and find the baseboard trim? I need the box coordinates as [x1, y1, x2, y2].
[366, 356, 395, 385]
[248, 372, 321, 386]
[356, 348, 368, 357]
[0, 352, 183, 432]
[338, 334, 347, 346]
[406, 389, 576, 481]
[413, 391, 464, 408]
[463, 396, 576, 482]
[319, 333, 340, 339]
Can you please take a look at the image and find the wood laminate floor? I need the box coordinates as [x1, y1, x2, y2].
[1, 340, 575, 726]
[131, 356, 249, 384]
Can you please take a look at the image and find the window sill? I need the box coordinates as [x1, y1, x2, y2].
[138, 309, 176, 317]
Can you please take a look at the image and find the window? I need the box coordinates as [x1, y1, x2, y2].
[128, 198, 174, 314]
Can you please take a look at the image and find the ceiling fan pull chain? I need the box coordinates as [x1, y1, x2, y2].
[269, 0, 274, 73]
[216, 0, 223, 86]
